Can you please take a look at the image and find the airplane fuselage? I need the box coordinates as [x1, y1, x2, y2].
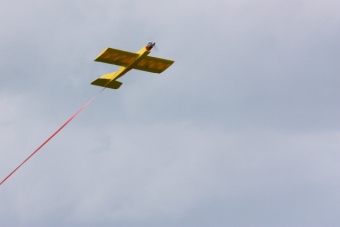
[113, 47, 150, 80]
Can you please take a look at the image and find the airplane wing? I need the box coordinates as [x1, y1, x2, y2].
[94, 47, 139, 66]
[133, 56, 175, 73]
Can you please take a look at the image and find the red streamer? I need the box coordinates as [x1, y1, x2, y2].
[0, 88, 105, 186]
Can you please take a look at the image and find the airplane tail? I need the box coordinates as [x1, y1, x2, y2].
[91, 72, 123, 89]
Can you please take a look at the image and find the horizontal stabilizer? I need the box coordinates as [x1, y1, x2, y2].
[91, 72, 122, 89]
[106, 80, 123, 89]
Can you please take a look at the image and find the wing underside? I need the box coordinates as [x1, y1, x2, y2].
[94, 47, 174, 74]
[94, 48, 138, 66]
[133, 56, 174, 73]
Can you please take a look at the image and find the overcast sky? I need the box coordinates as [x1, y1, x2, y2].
[1, 0, 340, 226]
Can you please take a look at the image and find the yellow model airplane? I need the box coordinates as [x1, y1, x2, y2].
[91, 42, 174, 89]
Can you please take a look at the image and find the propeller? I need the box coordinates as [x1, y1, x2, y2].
[146, 41, 157, 51]
[153, 42, 158, 51]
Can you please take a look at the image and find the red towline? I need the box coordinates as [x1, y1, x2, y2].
[0, 88, 105, 186]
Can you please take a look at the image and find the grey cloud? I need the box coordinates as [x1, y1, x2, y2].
[1, 0, 340, 226]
